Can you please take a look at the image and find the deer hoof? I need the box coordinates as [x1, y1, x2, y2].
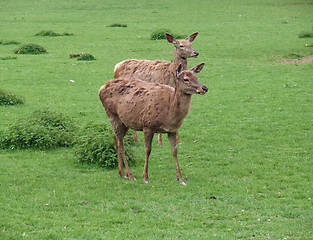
[178, 178, 187, 185]
[127, 174, 136, 181]
[180, 181, 187, 185]
[143, 175, 149, 183]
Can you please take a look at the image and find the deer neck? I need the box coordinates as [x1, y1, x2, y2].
[169, 86, 192, 128]
[172, 49, 188, 70]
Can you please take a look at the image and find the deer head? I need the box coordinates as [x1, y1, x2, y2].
[176, 63, 208, 95]
[166, 32, 199, 59]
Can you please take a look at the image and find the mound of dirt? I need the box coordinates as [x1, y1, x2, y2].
[279, 55, 313, 64]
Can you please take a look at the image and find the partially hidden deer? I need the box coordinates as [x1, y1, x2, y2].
[114, 32, 199, 145]
[99, 63, 208, 185]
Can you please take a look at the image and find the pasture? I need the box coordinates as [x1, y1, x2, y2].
[1, 0, 312, 239]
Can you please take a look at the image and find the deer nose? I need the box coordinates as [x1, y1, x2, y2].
[194, 51, 199, 57]
[202, 85, 208, 92]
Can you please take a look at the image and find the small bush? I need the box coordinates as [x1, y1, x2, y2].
[35, 30, 73, 37]
[15, 43, 47, 54]
[150, 29, 187, 40]
[74, 123, 136, 169]
[77, 54, 96, 61]
[107, 23, 127, 28]
[0, 109, 77, 150]
[287, 53, 303, 59]
[298, 31, 313, 38]
[0, 89, 24, 105]
[0, 40, 20, 45]
[1, 56, 17, 60]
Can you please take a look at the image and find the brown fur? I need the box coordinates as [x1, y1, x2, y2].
[99, 63, 207, 185]
[114, 32, 199, 145]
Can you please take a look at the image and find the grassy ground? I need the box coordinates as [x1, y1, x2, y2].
[1, 0, 313, 239]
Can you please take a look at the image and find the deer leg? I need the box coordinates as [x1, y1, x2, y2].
[111, 117, 135, 180]
[168, 132, 186, 185]
[118, 139, 135, 180]
[176, 131, 182, 145]
[132, 130, 140, 142]
[157, 133, 163, 146]
[114, 135, 126, 178]
[142, 129, 154, 183]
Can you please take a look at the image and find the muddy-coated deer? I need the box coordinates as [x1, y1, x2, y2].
[99, 63, 207, 185]
[114, 32, 199, 145]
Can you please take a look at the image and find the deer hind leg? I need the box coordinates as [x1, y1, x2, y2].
[142, 129, 154, 183]
[168, 132, 186, 185]
[111, 116, 135, 180]
[118, 137, 135, 180]
[176, 131, 182, 145]
[132, 130, 140, 142]
[159, 131, 181, 145]
[157, 133, 163, 146]
[114, 135, 126, 178]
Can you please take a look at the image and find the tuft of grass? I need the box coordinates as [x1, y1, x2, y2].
[77, 53, 96, 61]
[107, 23, 127, 28]
[150, 29, 187, 40]
[0, 89, 24, 105]
[0, 40, 20, 45]
[0, 109, 77, 150]
[298, 31, 313, 38]
[287, 53, 303, 59]
[14, 43, 47, 54]
[1, 56, 17, 60]
[74, 123, 136, 168]
[35, 30, 74, 36]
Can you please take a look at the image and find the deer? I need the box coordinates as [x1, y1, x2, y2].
[114, 32, 199, 145]
[99, 62, 208, 185]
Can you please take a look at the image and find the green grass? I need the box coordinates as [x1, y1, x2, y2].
[1, 0, 313, 239]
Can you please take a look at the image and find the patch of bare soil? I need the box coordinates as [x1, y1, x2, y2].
[279, 55, 313, 64]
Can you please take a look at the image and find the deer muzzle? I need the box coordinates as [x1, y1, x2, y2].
[193, 51, 199, 57]
[197, 85, 208, 94]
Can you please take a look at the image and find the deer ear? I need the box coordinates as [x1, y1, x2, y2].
[166, 33, 176, 44]
[190, 62, 205, 74]
[176, 64, 183, 76]
[185, 32, 199, 42]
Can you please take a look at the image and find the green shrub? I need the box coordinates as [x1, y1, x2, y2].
[0, 109, 77, 150]
[298, 31, 313, 38]
[287, 53, 303, 59]
[74, 123, 136, 169]
[35, 30, 73, 36]
[107, 23, 127, 28]
[1, 56, 17, 60]
[77, 54, 96, 61]
[15, 43, 47, 54]
[0, 40, 20, 45]
[150, 29, 187, 40]
[0, 89, 24, 105]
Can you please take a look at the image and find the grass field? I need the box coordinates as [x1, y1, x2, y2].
[1, 0, 313, 239]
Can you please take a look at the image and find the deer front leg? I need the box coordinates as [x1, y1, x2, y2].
[168, 132, 186, 185]
[143, 129, 154, 183]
